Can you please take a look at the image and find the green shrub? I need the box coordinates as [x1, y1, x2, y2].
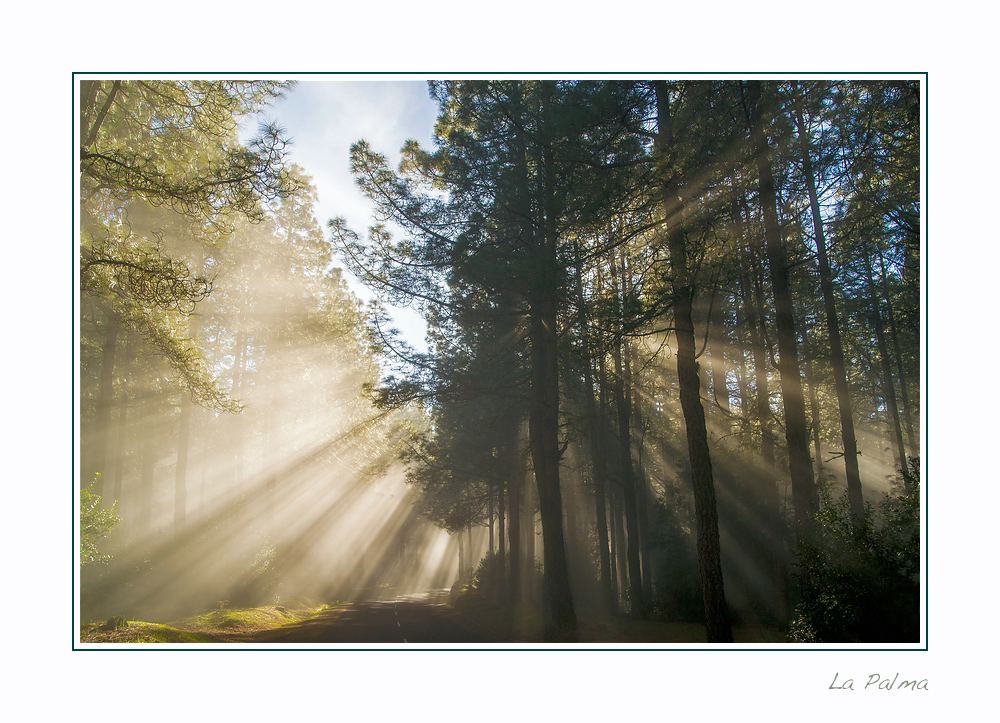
[789, 458, 920, 643]
[80, 475, 121, 566]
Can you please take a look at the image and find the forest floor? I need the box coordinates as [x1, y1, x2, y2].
[80, 592, 786, 644]
[453, 598, 787, 644]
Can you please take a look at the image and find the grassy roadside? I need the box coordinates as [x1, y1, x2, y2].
[80, 602, 339, 644]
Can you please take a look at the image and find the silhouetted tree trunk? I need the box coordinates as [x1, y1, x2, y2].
[611, 484, 627, 610]
[623, 252, 655, 611]
[878, 248, 918, 454]
[507, 446, 522, 606]
[598, 347, 621, 614]
[733, 180, 787, 621]
[489, 485, 495, 555]
[523, 472, 536, 603]
[752, 274, 777, 470]
[656, 81, 732, 642]
[528, 271, 575, 634]
[747, 79, 819, 535]
[574, 251, 615, 615]
[863, 244, 909, 488]
[467, 525, 474, 573]
[524, 82, 576, 635]
[792, 82, 864, 525]
[590, 384, 616, 615]
[609, 251, 646, 619]
[498, 477, 506, 603]
[805, 356, 823, 480]
[631, 379, 654, 613]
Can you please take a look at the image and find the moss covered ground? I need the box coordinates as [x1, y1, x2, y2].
[80, 601, 336, 644]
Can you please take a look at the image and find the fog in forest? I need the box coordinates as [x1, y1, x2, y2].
[78, 78, 921, 645]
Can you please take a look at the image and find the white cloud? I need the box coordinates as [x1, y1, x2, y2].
[261, 79, 441, 349]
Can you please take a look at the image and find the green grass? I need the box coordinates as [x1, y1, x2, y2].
[121, 622, 216, 643]
[79, 620, 215, 643]
[180, 605, 308, 630]
[80, 602, 335, 644]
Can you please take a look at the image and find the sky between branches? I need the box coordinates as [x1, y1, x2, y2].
[242, 79, 440, 351]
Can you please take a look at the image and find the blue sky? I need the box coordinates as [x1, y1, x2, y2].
[247, 79, 441, 350]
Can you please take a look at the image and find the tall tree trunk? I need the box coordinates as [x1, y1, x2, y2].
[137, 394, 156, 535]
[747, 79, 819, 536]
[590, 362, 616, 616]
[528, 279, 576, 634]
[174, 393, 191, 529]
[863, 245, 909, 487]
[733, 180, 787, 621]
[609, 251, 646, 619]
[525, 84, 577, 636]
[508, 446, 522, 606]
[736, 249, 770, 462]
[467, 525, 474, 573]
[656, 81, 732, 642]
[598, 348, 621, 614]
[631, 390, 654, 613]
[498, 478, 507, 604]
[91, 315, 119, 498]
[623, 252, 654, 610]
[805, 356, 823, 480]
[488, 485, 495, 556]
[81, 80, 121, 149]
[574, 246, 616, 616]
[878, 248, 918, 454]
[113, 386, 128, 507]
[791, 82, 864, 525]
[752, 275, 776, 469]
[610, 483, 627, 610]
[523, 471, 536, 604]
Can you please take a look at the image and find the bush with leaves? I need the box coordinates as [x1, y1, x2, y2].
[789, 458, 920, 643]
[467, 552, 507, 603]
[80, 475, 121, 566]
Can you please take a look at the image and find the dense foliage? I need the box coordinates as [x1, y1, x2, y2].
[790, 458, 920, 642]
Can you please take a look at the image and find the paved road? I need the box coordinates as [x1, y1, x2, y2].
[251, 590, 498, 644]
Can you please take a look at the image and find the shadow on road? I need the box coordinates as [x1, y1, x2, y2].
[251, 589, 497, 644]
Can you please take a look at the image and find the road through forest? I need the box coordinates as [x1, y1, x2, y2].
[250, 590, 498, 644]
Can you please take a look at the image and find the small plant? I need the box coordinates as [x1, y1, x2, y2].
[80, 474, 122, 566]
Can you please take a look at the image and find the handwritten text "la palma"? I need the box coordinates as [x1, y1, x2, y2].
[830, 673, 928, 691]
